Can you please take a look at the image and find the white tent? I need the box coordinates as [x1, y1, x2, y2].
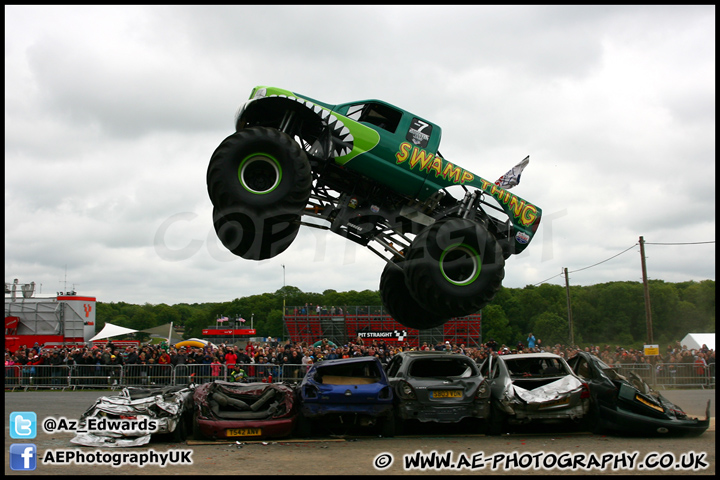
[680, 333, 715, 351]
[89, 322, 139, 342]
[140, 323, 183, 343]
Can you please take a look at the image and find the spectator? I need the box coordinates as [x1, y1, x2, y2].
[225, 348, 238, 371]
[158, 348, 172, 385]
[108, 354, 121, 385]
[49, 350, 65, 387]
[211, 357, 222, 379]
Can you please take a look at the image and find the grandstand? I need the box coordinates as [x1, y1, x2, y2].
[283, 305, 482, 347]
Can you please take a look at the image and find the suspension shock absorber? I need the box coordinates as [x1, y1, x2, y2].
[458, 191, 479, 219]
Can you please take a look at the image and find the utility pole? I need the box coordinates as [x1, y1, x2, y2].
[639, 236, 653, 344]
[564, 267, 575, 345]
[282, 264, 286, 314]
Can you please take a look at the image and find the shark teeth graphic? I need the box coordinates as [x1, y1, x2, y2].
[269, 94, 354, 158]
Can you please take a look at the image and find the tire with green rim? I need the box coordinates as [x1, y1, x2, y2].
[404, 217, 505, 318]
[380, 260, 449, 330]
[207, 126, 311, 217]
[212, 206, 301, 261]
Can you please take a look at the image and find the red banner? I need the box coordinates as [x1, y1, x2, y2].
[202, 328, 256, 336]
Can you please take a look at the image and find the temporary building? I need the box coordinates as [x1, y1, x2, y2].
[680, 333, 715, 351]
[89, 322, 139, 342]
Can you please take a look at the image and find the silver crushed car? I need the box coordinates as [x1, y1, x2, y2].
[480, 352, 590, 434]
[70, 384, 195, 447]
[386, 351, 491, 430]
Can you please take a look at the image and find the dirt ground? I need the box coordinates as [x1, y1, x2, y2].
[5, 389, 715, 476]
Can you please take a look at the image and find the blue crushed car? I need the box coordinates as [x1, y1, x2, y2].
[298, 356, 395, 436]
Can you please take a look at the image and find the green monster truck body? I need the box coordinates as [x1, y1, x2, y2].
[207, 86, 542, 329]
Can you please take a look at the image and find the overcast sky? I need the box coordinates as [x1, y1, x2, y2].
[5, 5, 715, 306]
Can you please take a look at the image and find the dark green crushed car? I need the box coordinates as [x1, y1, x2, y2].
[207, 86, 542, 329]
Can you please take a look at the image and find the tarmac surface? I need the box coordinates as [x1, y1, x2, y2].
[5, 388, 715, 476]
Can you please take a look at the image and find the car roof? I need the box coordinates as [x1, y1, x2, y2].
[397, 350, 461, 357]
[496, 352, 563, 360]
[313, 356, 380, 366]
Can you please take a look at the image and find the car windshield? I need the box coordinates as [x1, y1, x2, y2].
[594, 358, 629, 382]
[408, 357, 477, 378]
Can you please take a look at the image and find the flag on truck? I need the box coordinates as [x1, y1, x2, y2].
[495, 156, 530, 189]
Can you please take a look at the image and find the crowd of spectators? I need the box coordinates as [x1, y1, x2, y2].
[5, 336, 715, 386]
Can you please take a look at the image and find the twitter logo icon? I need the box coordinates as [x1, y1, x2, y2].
[10, 412, 37, 439]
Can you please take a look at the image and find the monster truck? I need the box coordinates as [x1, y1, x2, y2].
[207, 86, 542, 330]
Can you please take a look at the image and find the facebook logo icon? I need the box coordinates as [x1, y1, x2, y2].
[10, 444, 37, 471]
[10, 412, 37, 439]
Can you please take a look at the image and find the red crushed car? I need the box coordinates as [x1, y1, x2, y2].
[192, 381, 297, 440]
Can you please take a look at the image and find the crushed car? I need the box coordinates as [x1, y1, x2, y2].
[567, 351, 711, 436]
[192, 381, 297, 440]
[70, 384, 195, 447]
[385, 350, 491, 430]
[298, 356, 394, 436]
[480, 352, 590, 434]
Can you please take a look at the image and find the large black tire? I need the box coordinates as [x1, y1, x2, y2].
[207, 127, 312, 217]
[404, 217, 505, 318]
[212, 206, 301, 260]
[379, 260, 449, 330]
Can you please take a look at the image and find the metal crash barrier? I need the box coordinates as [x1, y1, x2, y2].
[4, 362, 715, 390]
[614, 362, 715, 390]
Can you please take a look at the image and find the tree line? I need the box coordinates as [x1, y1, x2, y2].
[96, 279, 714, 350]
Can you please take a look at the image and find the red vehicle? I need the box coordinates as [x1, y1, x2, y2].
[192, 381, 297, 440]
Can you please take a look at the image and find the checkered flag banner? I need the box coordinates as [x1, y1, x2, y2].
[495, 156, 530, 189]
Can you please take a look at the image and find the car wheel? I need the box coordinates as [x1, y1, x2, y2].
[486, 403, 506, 436]
[581, 402, 602, 434]
[295, 412, 312, 438]
[192, 414, 205, 440]
[379, 411, 398, 438]
[172, 416, 187, 443]
[379, 260, 448, 330]
[212, 206, 301, 260]
[207, 127, 312, 216]
[405, 217, 505, 318]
